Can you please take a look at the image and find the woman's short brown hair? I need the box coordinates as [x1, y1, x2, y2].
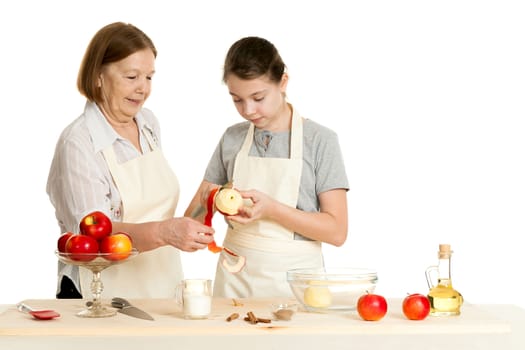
[77, 22, 157, 103]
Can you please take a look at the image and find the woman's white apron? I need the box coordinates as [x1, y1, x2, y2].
[79, 131, 183, 298]
[214, 107, 324, 298]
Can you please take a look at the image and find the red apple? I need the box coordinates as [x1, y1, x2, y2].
[357, 292, 388, 321]
[65, 235, 99, 261]
[214, 188, 243, 215]
[57, 232, 74, 253]
[79, 211, 112, 240]
[402, 293, 431, 320]
[99, 232, 133, 261]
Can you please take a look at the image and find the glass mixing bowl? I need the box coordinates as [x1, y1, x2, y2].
[287, 267, 378, 313]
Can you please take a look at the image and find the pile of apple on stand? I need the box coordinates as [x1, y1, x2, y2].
[57, 211, 133, 262]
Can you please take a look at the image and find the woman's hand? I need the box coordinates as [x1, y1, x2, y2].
[157, 217, 215, 252]
[113, 216, 215, 253]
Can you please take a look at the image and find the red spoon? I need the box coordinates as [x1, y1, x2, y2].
[17, 303, 61, 320]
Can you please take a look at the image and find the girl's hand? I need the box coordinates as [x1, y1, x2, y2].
[200, 183, 221, 209]
[226, 189, 276, 224]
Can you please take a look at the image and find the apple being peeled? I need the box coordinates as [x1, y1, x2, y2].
[214, 188, 243, 215]
[79, 211, 112, 240]
[357, 292, 388, 321]
[402, 293, 430, 320]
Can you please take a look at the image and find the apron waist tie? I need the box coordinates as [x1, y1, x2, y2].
[224, 229, 322, 255]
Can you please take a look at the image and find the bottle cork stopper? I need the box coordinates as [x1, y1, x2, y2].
[438, 244, 452, 258]
[439, 244, 451, 252]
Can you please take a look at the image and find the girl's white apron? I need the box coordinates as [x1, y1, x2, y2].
[214, 107, 324, 298]
[79, 131, 183, 298]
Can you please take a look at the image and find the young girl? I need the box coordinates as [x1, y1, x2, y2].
[185, 36, 349, 298]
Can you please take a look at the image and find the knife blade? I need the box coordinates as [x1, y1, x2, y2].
[111, 297, 154, 321]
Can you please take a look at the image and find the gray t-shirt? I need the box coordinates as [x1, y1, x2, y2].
[204, 118, 349, 216]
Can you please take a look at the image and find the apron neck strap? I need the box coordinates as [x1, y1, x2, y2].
[239, 106, 303, 159]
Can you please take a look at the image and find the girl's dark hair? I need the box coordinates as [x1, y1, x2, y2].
[77, 22, 157, 103]
[223, 36, 286, 83]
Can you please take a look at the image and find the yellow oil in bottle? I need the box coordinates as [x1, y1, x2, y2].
[428, 278, 463, 316]
[425, 244, 463, 316]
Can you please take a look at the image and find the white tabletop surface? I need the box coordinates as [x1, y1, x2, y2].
[1, 298, 524, 350]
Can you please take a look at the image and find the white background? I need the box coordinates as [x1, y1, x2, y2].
[0, 1, 524, 309]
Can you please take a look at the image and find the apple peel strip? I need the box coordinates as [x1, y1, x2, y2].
[204, 186, 246, 273]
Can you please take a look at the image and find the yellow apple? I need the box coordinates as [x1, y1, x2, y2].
[214, 188, 243, 215]
[304, 286, 332, 308]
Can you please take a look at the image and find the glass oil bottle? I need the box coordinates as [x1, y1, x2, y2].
[425, 244, 463, 316]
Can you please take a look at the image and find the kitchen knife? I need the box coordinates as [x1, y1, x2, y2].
[111, 297, 154, 321]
